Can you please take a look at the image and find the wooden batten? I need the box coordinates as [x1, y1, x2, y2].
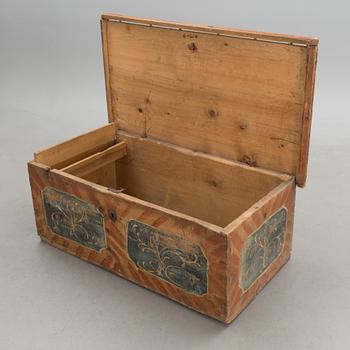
[101, 14, 318, 187]
[297, 45, 318, 186]
[61, 141, 127, 177]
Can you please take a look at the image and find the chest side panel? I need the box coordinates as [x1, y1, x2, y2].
[226, 179, 296, 323]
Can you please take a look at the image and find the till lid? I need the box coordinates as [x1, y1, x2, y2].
[101, 14, 318, 187]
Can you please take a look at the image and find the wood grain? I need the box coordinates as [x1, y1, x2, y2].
[101, 17, 318, 184]
[116, 132, 288, 227]
[100, 19, 113, 122]
[101, 13, 318, 46]
[297, 45, 318, 186]
[34, 123, 117, 169]
[61, 141, 127, 177]
[82, 164, 117, 188]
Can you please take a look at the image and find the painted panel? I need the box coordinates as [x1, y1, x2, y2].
[42, 187, 106, 251]
[240, 208, 287, 290]
[127, 220, 207, 295]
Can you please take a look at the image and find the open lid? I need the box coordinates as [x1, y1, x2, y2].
[101, 14, 318, 187]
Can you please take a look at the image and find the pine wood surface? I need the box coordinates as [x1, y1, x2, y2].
[101, 13, 318, 46]
[116, 131, 288, 227]
[34, 123, 117, 169]
[101, 15, 318, 186]
[61, 141, 126, 177]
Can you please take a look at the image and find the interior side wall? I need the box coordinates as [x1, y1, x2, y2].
[116, 133, 285, 227]
[83, 163, 117, 189]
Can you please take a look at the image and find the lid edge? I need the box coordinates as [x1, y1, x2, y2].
[296, 45, 318, 187]
[101, 13, 319, 46]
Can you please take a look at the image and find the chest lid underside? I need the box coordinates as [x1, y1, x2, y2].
[101, 14, 318, 187]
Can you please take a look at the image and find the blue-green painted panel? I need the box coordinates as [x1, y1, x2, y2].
[42, 187, 106, 251]
[240, 208, 287, 290]
[127, 220, 207, 295]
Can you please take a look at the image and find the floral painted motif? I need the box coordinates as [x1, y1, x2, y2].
[42, 187, 106, 251]
[240, 208, 287, 290]
[127, 220, 207, 295]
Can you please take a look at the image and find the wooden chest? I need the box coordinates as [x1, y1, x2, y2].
[28, 14, 318, 323]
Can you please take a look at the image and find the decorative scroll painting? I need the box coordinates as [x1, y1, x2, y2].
[240, 208, 287, 290]
[127, 220, 208, 295]
[42, 187, 106, 251]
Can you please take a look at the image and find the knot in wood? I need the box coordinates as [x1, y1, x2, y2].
[208, 109, 217, 118]
[241, 155, 257, 167]
[108, 209, 117, 222]
[187, 42, 197, 51]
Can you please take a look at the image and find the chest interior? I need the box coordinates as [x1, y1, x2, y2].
[34, 123, 291, 228]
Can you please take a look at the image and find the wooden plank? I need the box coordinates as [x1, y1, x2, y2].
[102, 19, 317, 180]
[34, 123, 116, 168]
[61, 141, 127, 177]
[28, 161, 228, 322]
[116, 132, 288, 227]
[101, 14, 318, 46]
[297, 45, 318, 187]
[100, 20, 114, 123]
[225, 179, 296, 323]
